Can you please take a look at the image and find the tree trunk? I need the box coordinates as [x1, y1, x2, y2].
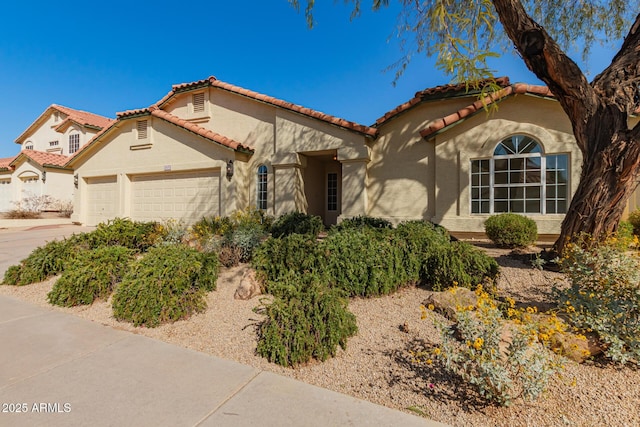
[491, 0, 640, 255]
[555, 129, 640, 252]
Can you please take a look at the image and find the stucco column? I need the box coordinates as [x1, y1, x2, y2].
[337, 146, 369, 220]
[272, 152, 306, 216]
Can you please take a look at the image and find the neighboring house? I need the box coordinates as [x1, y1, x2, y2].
[64, 75, 637, 233]
[1, 105, 113, 212]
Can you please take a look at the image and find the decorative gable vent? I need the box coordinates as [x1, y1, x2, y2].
[193, 93, 205, 113]
[137, 120, 148, 139]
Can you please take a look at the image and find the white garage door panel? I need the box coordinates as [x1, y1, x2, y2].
[86, 176, 118, 226]
[131, 170, 220, 223]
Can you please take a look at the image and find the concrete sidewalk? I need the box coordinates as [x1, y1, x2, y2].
[0, 295, 444, 427]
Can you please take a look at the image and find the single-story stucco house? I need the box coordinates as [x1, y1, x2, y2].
[63, 76, 637, 233]
[0, 105, 113, 212]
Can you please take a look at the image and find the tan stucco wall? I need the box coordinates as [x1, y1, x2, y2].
[71, 117, 236, 225]
[20, 113, 99, 154]
[370, 95, 581, 233]
[433, 96, 579, 234]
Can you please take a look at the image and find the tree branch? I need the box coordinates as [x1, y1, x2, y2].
[491, 0, 599, 152]
[593, 13, 640, 117]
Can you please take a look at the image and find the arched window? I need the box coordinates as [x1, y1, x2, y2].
[24, 141, 34, 150]
[257, 165, 268, 210]
[470, 135, 568, 214]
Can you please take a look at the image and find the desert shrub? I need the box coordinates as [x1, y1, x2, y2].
[2, 238, 87, 286]
[270, 211, 324, 238]
[332, 215, 392, 231]
[158, 219, 189, 245]
[252, 234, 325, 285]
[112, 245, 219, 327]
[322, 228, 410, 297]
[47, 246, 135, 307]
[429, 287, 559, 406]
[256, 273, 357, 367]
[56, 200, 74, 218]
[227, 223, 267, 262]
[218, 244, 243, 267]
[555, 238, 640, 365]
[485, 213, 537, 248]
[5, 193, 55, 218]
[229, 207, 274, 232]
[627, 209, 640, 236]
[191, 215, 234, 243]
[426, 241, 500, 290]
[90, 218, 163, 252]
[613, 221, 638, 249]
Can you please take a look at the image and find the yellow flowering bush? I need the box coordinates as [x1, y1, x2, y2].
[432, 286, 560, 406]
[555, 236, 640, 365]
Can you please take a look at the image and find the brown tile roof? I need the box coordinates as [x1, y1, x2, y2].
[0, 156, 16, 171]
[374, 77, 512, 126]
[52, 105, 115, 130]
[15, 105, 114, 144]
[420, 83, 554, 139]
[156, 76, 378, 138]
[148, 107, 254, 152]
[11, 150, 71, 168]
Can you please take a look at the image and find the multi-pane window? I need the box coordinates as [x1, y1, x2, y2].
[68, 134, 80, 154]
[471, 135, 568, 214]
[327, 173, 338, 211]
[49, 140, 59, 147]
[24, 143, 34, 150]
[257, 165, 267, 210]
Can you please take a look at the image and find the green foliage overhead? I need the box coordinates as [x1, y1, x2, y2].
[290, 0, 633, 83]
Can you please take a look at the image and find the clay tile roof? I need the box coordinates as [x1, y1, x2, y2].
[157, 76, 378, 138]
[148, 107, 254, 152]
[52, 105, 114, 130]
[0, 156, 16, 170]
[374, 77, 512, 126]
[11, 149, 70, 168]
[420, 83, 555, 139]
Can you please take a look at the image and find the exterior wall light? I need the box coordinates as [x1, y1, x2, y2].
[226, 160, 234, 179]
[74, 174, 79, 189]
[41, 171, 47, 183]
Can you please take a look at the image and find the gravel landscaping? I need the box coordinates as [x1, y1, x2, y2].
[1, 241, 639, 427]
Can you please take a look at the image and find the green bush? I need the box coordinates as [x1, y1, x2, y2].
[112, 245, 219, 327]
[229, 207, 274, 232]
[252, 234, 325, 287]
[485, 213, 537, 248]
[394, 220, 451, 284]
[90, 218, 163, 252]
[47, 246, 135, 307]
[256, 273, 357, 367]
[2, 237, 87, 286]
[427, 241, 500, 290]
[191, 215, 234, 244]
[332, 215, 392, 231]
[322, 228, 410, 297]
[555, 238, 640, 365]
[270, 211, 324, 238]
[627, 209, 640, 235]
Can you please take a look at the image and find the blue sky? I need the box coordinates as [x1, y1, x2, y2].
[0, 1, 619, 159]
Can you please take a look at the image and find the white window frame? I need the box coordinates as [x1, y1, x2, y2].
[470, 136, 569, 215]
[257, 165, 268, 210]
[68, 134, 80, 154]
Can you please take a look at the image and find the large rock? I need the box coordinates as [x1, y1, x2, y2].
[423, 287, 478, 321]
[532, 314, 603, 363]
[234, 269, 262, 300]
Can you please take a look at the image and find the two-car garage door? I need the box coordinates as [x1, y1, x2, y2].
[131, 170, 220, 223]
[85, 170, 220, 226]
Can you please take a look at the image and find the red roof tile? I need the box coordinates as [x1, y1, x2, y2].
[15, 105, 113, 144]
[148, 107, 253, 152]
[11, 150, 70, 168]
[0, 156, 16, 170]
[156, 76, 378, 138]
[420, 83, 554, 139]
[374, 77, 512, 126]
